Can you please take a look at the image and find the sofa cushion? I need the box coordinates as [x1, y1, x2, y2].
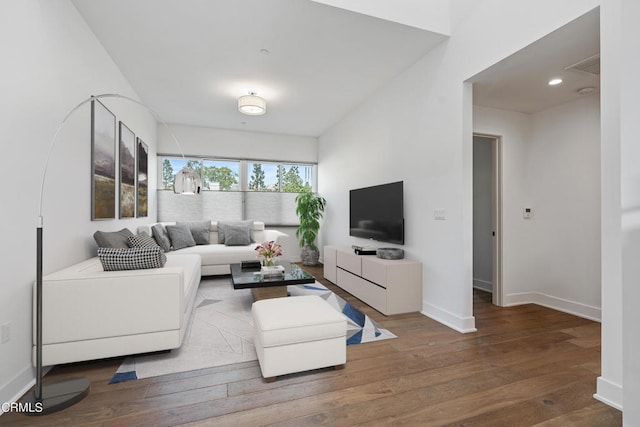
[93, 228, 133, 248]
[166, 224, 196, 250]
[218, 220, 254, 244]
[177, 220, 211, 245]
[175, 243, 259, 266]
[224, 224, 253, 246]
[127, 232, 162, 250]
[151, 224, 172, 252]
[97, 247, 167, 271]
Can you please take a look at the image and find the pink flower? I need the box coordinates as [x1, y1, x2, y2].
[255, 240, 283, 259]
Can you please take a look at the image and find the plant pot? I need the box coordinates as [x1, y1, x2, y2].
[300, 245, 319, 266]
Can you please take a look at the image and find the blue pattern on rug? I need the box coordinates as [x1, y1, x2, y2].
[342, 301, 366, 327]
[347, 329, 363, 345]
[109, 371, 137, 384]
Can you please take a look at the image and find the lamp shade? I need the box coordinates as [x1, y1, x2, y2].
[238, 93, 266, 115]
[173, 167, 202, 194]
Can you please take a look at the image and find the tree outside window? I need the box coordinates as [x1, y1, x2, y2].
[203, 160, 239, 191]
[281, 164, 312, 193]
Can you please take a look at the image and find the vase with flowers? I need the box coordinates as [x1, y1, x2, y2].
[255, 240, 283, 266]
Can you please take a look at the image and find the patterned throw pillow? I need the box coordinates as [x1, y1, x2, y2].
[127, 232, 160, 250]
[127, 232, 167, 265]
[97, 247, 166, 271]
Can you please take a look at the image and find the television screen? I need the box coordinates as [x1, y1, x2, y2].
[350, 181, 404, 245]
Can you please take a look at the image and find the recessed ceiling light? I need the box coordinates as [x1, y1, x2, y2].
[548, 78, 563, 86]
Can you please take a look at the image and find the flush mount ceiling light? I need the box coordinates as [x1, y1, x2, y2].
[238, 92, 266, 115]
[548, 78, 563, 86]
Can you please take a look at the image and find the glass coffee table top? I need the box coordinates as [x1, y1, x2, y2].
[230, 260, 315, 289]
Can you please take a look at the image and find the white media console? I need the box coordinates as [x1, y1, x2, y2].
[323, 246, 422, 315]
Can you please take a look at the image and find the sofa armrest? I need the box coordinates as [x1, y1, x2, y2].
[261, 229, 289, 247]
[36, 265, 186, 345]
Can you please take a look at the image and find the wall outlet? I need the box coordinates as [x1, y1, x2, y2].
[434, 210, 446, 220]
[1, 322, 10, 343]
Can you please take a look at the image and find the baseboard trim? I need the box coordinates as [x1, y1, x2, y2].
[594, 376, 623, 411]
[0, 365, 35, 413]
[473, 278, 492, 293]
[504, 292, 601, 322]
[421, 302, 476, 333]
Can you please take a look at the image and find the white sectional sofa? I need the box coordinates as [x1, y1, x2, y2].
[138, 221, 289, 276]
[35, 220, 288, 366]
[36, 253, 201, 366]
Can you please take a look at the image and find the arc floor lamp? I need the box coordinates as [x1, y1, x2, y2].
[22, 93, 201, 415]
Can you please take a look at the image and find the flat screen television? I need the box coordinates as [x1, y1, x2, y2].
[349, 181, 404, 245]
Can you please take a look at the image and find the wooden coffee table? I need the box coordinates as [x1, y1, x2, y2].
[230, 261, 316, 301]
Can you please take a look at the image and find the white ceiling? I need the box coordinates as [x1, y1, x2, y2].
[470, 8, 600, 114]
[71, 2, 599, 137]
[71, 0, 447, 137]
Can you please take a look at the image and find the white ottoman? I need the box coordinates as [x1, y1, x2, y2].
[252, 295, 347, 380]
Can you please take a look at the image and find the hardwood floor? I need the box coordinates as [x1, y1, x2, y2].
[1, 264, 621, 426]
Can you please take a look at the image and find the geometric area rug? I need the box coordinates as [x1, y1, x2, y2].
[110, 277, 395, 383]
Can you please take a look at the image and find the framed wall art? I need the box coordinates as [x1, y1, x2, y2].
[91, 100, 116, 220]
[119, 122, 136, 218]
[136, 137, 148, 217]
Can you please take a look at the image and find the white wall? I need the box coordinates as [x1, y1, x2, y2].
[617, 0, 640, 422]
[319, 0, 599, 334]
[311, 0, 451, 34]
[0, 0, 157, 405]
[157, 124, 318, 163]
[474, 95, 601, 321]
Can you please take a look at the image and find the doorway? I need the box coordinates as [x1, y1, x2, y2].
[473, 134, 502, 306]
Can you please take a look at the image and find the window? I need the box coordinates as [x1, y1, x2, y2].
[281, 164, 312, 193]
[202, 160, 240, 191]
[246, 162, 313, 192]
[158, 156, 315, 226]
[161, 158, 198, 190]
[161, 157, 240, 191]
[247, 162, 279, 191]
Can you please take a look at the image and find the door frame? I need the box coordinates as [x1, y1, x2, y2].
[473, 133, 503, 306]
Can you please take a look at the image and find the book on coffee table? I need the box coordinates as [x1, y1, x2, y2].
[261, 265, 285, 278]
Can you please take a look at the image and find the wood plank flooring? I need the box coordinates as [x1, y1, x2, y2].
[1, 264, 622, 426]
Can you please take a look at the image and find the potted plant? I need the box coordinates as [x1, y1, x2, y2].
[295, 189, 327, 266]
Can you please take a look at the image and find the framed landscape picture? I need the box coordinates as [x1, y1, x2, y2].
[91, 100, 116, 220]
[119, 122, 136, 218]
[136, 137, 148, 217]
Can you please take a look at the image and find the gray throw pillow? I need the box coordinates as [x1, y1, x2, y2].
[218, 220, 254, 244]
[151, 224, 172, 252]
[166, 224, 196, 250]
[97, 247, 166, 271]
[177, 220, 211, 245]
[224, 224, 252, 246]
[93, 228, 134, 248]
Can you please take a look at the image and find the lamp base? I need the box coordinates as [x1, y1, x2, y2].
[21, 377, 90, 416]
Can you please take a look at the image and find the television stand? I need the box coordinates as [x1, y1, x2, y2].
[323, 246, 422, 315]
